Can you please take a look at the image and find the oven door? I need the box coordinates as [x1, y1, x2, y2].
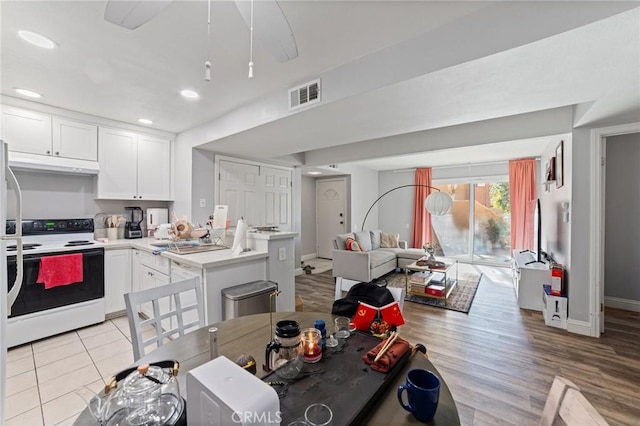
[7, 247, 104, 318]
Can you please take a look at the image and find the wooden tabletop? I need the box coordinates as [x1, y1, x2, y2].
[75, 312, 459, 425]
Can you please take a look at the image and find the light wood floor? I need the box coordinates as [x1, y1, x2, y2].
[296, 263, 640, 426]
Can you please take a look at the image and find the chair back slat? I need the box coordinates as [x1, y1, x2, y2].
[124, 277, 205, 361]
[539, 376, 609, 426]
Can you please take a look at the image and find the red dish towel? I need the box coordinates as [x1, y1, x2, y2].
[36, 253, 84, 289]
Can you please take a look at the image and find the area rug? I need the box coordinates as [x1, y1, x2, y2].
[373, 271, 483, 314]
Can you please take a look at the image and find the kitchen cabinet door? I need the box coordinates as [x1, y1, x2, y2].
[104, 249, 132, 315]
[137, 134, 171, 200]
[52, 117, 98, 161]
[97, 127, 137, 199]
[1, 105, 52, 156]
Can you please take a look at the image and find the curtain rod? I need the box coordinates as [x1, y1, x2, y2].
[392, 158, 540, 173]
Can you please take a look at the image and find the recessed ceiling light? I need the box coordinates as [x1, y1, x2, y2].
[14, 88, 42, 98]
[138, 118, 154, 125]
[18, 30, 58, 49]
[180, 89, 199, 99]
[307, 171, 322, 175]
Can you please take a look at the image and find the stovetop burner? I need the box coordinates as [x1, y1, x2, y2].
[7, 243, 42, 252]
[64, 240, 94, 247]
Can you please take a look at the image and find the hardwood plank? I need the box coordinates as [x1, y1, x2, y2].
[296, 265, 640, 426]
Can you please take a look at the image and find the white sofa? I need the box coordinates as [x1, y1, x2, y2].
[332, 230, 425, 283]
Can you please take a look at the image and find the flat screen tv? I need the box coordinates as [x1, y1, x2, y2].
[524, 198, 545, 265]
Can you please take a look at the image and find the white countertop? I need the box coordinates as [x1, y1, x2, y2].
[99, 237, 268, 269]
[246, 231, 298, 240]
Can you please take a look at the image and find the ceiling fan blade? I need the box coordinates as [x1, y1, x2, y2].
[104, 0, 173, 30]
[235, 0, 298, 63]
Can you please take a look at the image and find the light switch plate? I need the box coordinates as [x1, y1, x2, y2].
[200, 198, 206, 207]
[278, 247, 286, 261]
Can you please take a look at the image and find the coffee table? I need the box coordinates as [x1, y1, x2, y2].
[405, 258, 458, 305]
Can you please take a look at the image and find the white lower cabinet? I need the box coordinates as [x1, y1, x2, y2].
[104, 249, 132, 316]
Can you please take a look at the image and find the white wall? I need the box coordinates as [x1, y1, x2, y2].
[604, 133, 640, 303]
[7, 171, 170, 230]
[300, 175, 317, 257]
[335, 164, 379, 232]
[190, 148, 215, 226]
[540, 137, 572, 267]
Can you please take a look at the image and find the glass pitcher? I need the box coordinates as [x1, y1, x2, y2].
[265, 320, 303, 379]
[83, 361, 185, 425]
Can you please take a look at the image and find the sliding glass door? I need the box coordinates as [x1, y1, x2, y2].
[430, 180, 510, 264]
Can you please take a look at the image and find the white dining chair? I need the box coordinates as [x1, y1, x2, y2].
[539, 376, 609, 426]
[124, 277, 205, 361]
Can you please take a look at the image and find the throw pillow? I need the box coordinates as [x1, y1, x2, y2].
[380, 232, 399, 248]
[335, 233, 354, 250]
[370, 230, 382, 250]
[354, 231, 372, 252]
[345, 237, 363, 252]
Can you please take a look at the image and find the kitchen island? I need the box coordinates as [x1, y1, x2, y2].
[101, 231, 297, 323]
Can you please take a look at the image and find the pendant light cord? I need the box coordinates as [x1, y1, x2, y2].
[248, 0, 254, 79]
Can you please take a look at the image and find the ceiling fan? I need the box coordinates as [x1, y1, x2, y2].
[103, 0, 298, 62]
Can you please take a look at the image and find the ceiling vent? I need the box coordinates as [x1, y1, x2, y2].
[289, 79, 320, 110]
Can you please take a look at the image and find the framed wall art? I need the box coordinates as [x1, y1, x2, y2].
[555, 140, 564, 188]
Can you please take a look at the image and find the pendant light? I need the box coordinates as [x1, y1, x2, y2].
[248, 0, 255, 79]
[205, 0, 212, 82]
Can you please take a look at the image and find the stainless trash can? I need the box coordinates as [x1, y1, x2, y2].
[222, 281, 278, 320]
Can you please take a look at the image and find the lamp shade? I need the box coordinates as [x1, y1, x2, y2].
[425, 192, 453, 216]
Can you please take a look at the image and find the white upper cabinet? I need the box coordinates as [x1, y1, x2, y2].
[97, 127, 172, 200]
[52, 117, 98, 161]
[98, 127, 138, 199]
[137, 134, 171, 201]
[1, 106, 98, 161]
[1, 105, 52, 155]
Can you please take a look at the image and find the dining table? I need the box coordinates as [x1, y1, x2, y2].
[75, 311, 460, 425]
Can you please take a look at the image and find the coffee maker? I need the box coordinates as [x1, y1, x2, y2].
[124, 207, 143, 239]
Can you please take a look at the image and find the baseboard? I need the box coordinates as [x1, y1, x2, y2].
[605, 296, 640, 313]
[295, 268, 304, 276]
[301, 253, 317, 262]
[566, 318, 593, 337]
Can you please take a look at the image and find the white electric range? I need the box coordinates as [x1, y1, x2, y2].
[4, 218, 105, 347]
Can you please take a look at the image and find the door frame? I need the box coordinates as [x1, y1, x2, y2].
[590, 122, 640, 336]
[316, 177, 348, 259]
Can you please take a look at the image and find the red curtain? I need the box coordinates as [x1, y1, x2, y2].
[509, 158, 537, 251]
[412, 168, 432, 248]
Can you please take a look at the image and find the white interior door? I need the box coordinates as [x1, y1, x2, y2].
[262, 166, 292, 231]
[218, 160, 260, 227]
[316, 178, 347, 259]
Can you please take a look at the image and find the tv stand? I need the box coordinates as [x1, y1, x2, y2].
[512, 250, 551, 311]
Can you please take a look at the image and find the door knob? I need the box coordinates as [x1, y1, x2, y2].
[340, 221, 344, 224]
[339, 213, 343, 217]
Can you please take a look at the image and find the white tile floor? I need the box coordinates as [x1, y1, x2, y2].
[4, 315, 134, 425]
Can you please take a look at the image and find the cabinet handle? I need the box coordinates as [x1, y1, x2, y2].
[139, 196, 142, 199]
[55, 151, 59, 156]
[46, 150, 50, 155]
[133, 195, 137, 199]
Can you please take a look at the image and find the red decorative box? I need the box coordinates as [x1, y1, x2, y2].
[426, 285, 445, 297]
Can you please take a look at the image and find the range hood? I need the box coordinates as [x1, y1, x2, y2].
[8, 152, 100, 175]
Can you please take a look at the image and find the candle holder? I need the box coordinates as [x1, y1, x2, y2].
[302, 328, 322, 363]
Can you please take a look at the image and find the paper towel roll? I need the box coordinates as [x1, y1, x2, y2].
[231, 218, 247, 253]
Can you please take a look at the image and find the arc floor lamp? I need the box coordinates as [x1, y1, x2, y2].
[360, 184, 454, 231]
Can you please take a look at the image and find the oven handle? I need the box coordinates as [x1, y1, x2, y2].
[3, 145, 23, 313]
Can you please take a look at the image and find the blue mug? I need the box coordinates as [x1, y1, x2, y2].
[397, 369, 440, 422]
